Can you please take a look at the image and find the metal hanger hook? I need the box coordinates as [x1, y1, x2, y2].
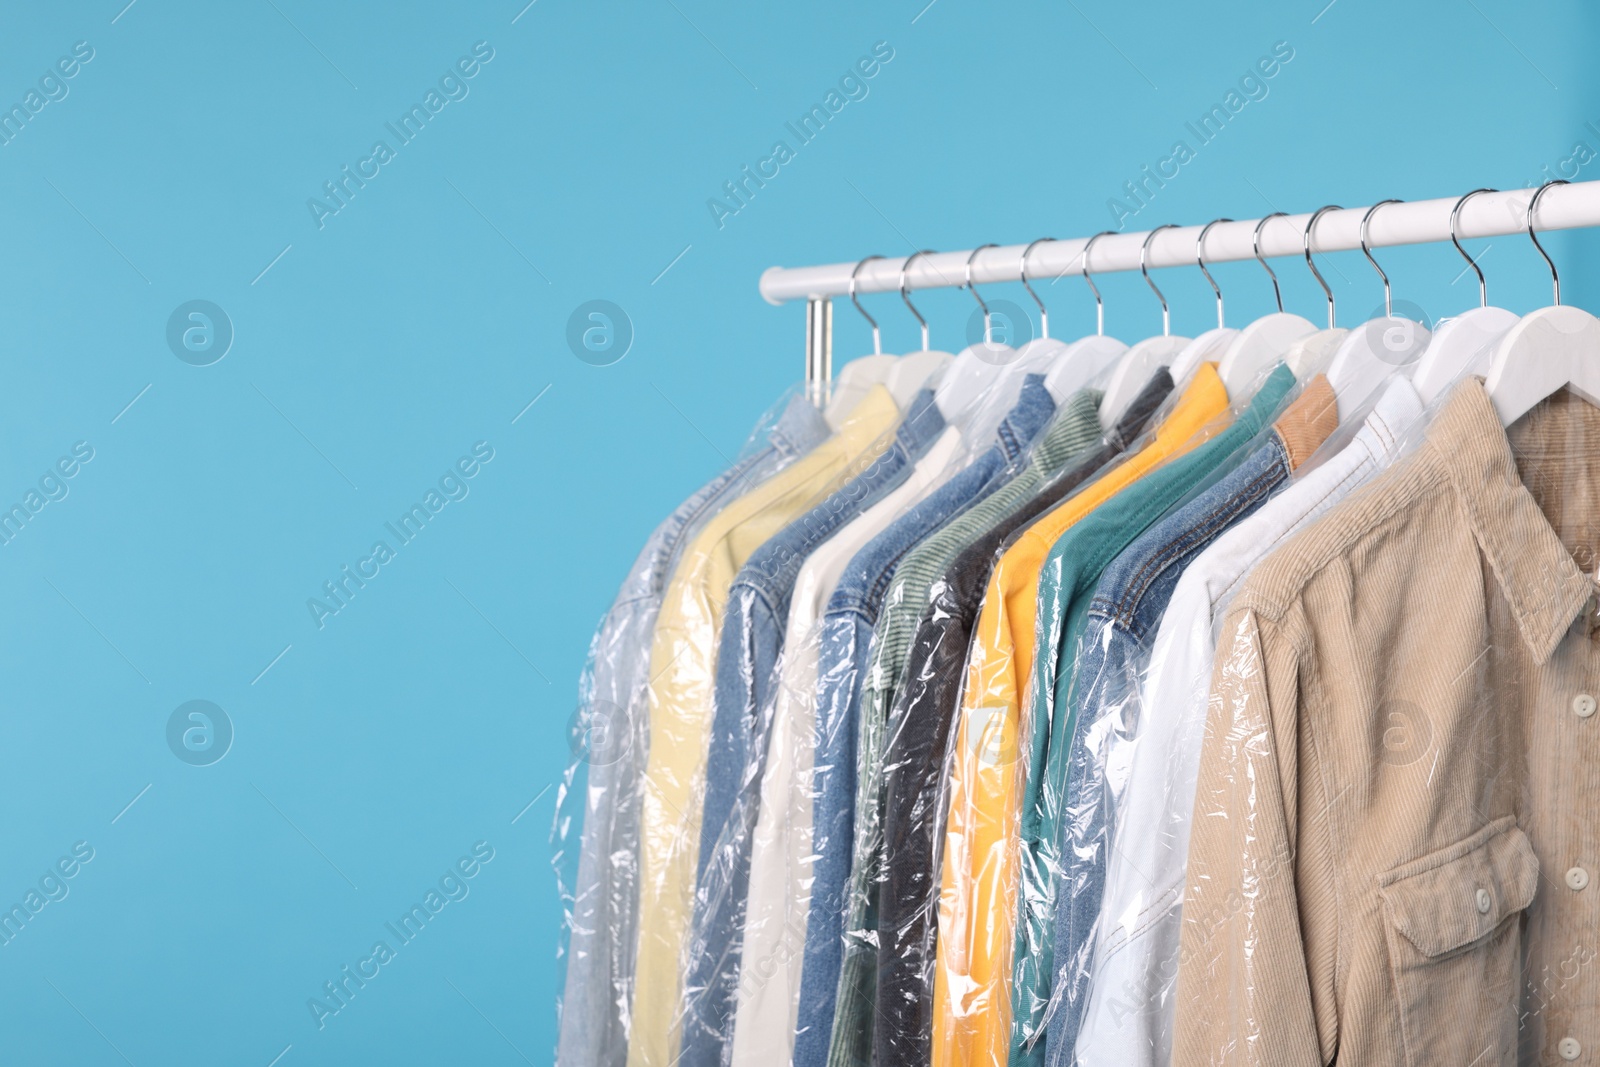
[849, 255, 886, 355]
[1141, 224, 1178, 337]
[964, 243, 1000, 344]
[1254, 211, 1288, 313]
[1360, 198, 1403, 318]
[1019, 237, 1056, 340]
[899, 249, 937, 350]
[1078, 231, 1115, 337]
[1528, 179, 1569, 306]
[1448, 189, 1495, 309]
[1197, 218, 1232, 330]
[1304, 204, 1341, 329]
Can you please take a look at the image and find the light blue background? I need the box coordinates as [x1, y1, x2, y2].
[0, 0, 1594, 1063]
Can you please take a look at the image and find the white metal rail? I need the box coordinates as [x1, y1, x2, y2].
[760, 182, 1600, 304]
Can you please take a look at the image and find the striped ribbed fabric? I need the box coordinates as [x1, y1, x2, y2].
[871, 388, 1106, 702]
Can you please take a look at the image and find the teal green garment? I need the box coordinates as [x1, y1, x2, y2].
[1006, 363, 1297, 1065]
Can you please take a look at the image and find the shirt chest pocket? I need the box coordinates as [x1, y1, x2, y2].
[1377, 816, 1540, 1067]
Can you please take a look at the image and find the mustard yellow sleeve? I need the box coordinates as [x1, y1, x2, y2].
[931, 364, 1232, 1067]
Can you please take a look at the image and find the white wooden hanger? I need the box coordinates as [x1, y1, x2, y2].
[1485, 180, 1600, 425]
[1411, 188, 1520, 404]
[946, 244, 1039, 445]
[823, 255, 902, 425]
[1171, 327, 1238, 386]
[999, 238, 1071, 385]
[1040, 230, 1128, 403]
[1283, 329, 1346, 379]
[1003, 237, 1123, 400]
[1100, 225, 1190, 429]
[876, 251, 989, 429]
[815, 252, 946, 426]
[920, 250, 1008, 429]
[1170, 219, 1242, 384]
[888, 349, 954, 405]
[1325, 200, 1431, 419]
[1218, 210, 1322, 394]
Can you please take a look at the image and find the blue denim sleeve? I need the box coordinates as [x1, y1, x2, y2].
[792, 608, 875, 1067]
[698, 586, 785, 880]
[677, 403, 952, 1067]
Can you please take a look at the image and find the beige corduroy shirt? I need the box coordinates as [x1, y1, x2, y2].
[1176, 379, 1600, 1067]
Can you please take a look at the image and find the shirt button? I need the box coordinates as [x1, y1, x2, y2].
[1560, 1036, 1581, 1060]
[1475, 887, 1492, 913]
[1568, 866, 1591, 891]
[1576, 693, 1597, 718]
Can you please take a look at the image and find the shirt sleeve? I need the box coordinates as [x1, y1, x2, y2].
[1172, 603, 1321, 1067]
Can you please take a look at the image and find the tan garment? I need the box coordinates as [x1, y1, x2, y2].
[1175, 379, 1600, 1067]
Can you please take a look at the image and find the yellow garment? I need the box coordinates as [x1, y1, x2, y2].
[931, 365, 1230, 1067]
[628, 386, 900, 1067]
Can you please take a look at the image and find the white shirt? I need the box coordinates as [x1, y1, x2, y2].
[729, 424, 967, 1067]
[1074, 377, 1424, 1067]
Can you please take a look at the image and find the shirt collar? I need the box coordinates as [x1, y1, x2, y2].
[1109, 368, 1177, 451]
[1235, 363, 1296, 437]
[1360, 375, 1424, 463]
[1031, 388, 1104, 469]
[895, 387, 948, 456]
[1428, 378, 1592, 663]
[829, 383, 901, 451]
[1289, 374, 1423, 484]
[1272, 374, 1339, 471]
[991, 374, 1057, 464]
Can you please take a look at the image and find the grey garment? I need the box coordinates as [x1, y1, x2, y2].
[555, 394, 828, 1067]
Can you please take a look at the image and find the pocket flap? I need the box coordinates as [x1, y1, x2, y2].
[1378, 816, 1540, 959]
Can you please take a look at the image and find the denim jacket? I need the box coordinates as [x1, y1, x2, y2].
[795, 375, 1057, 1067]
[676, 390, 945, 1067]
[1016, 364, 1297, 1066]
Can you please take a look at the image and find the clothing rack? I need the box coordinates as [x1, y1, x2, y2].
[760, 180, 1600, 402]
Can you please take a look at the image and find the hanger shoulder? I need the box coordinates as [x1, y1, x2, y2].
[1326, 318, 1430, 391]
[1168, 327, 1239, 385]
[960, 338, 1064, 446]
[1100, 334, 1189, 429]
[1326, 317, 1430, 421]
[1283, 327, 1347, 379]
[932, 345, 1010, 428]
[1008, 336, 1069, 368]
[885, 349, 953, 407]
[1485, 304, 1600, 425]
[1410, 306, 1519, 404]
[1217, 313, 1315, 396]
[1043, 334, 1126, 403]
